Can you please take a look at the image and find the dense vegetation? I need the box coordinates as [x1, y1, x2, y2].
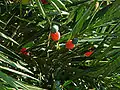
[0, 0, 120, 90]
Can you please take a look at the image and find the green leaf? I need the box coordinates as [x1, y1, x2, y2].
[78, 38, 104, 42]
[52, 0, 67, 10]
[0, 71, 28, 90]
[71, 2, 95, 38]
[0, 66, 39, 82]
[0, 52, 33, 74]
[51, 1, 62, 15]
[24, 84, 47, 90]
[0, 44, 22, 59]
[23, 42, 34, 48]
[0, 32, 19, 45]
[63, 80, 73, 87]
[64, 8, 76, 24]
[35, 0, 46, 18]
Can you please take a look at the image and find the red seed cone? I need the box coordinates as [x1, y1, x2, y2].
[66, 40, 75, 50]
[84, 51, 93, 57]
[41, 0, 48, 4]
[51, 31, 60, 41]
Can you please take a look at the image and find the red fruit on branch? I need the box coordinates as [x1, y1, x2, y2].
[41, 0, 48, 4]
[23, 51, 29, 56]
[84, 51, 93, 57]
[20, 48, 29, 56]
[20, 48, 26, 53]
[51, 31, 60, 41]
[66, 40, 75, 50]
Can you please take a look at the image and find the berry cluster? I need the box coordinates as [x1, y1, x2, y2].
[20, 25, 94, 57]
[50, 25, 78, 50]
[50, 25, 94, 57]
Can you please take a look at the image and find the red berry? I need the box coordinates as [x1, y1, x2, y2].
[51, 32, 60, 41]
[66, 40, 75, 50]
[20, 48, 29, 56]
[23, 51, 29, 56]
[41, 0, 48, 4]
[84, 51, 93, 57]
[20, 48, 27, 53]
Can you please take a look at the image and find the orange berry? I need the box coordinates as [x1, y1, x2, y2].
[51, 32, 60, 41]
[66, 40, 75, 49]
[84, 51, 93, 57]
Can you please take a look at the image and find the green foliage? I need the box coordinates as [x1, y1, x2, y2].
[0, 0, 120, 90]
